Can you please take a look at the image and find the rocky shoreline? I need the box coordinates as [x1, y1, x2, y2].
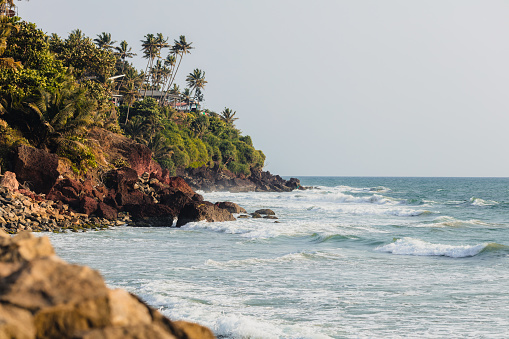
[0, 128, 303, 234]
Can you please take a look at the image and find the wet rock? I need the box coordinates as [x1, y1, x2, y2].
[215, 201, 247, 214]
[124, 204, 175, 227]
[160, 190, 193, 212]
[176, 201, 236, 227]
[254, 209, 275, 216]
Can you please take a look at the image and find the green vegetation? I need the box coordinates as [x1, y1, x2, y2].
[0, 3, 265, 177]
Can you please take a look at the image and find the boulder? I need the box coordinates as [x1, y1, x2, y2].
[0, 231, 54, 263]
[13, 145, 59, 194]
[166, 177, 196, 196]
[105, 167, 139, 192]
[0, 231, 214, 338]
[123, 204, 175, 227]
[80, 196, 99, 216]
[176, 201, 236, 227]
[116, 189, 151, 207]
[254, 209, 276, 216]
[0, 171, 19, 191]
[47, 178, 83, 202]
[287, 177, 301, 190]
[96, 202, 118, 220]
[160, 190, 193, 213]
[215, 201, 247, 214]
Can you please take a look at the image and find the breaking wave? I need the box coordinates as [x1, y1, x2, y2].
[375, 238, 506, 258]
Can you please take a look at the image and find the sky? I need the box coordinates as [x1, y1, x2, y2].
[15, 0, 509, 177]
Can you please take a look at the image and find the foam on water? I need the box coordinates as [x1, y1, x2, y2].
[469, 197, 499, 207]
[375, 238, 491, 258]
[129, 278, 334, 339]
[205, 251, 343, 268]
[429, 216, 491, 228]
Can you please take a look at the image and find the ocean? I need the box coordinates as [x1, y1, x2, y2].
[45, 177, 509, 338]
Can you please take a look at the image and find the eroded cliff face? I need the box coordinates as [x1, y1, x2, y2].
[0, 231, 215, 339]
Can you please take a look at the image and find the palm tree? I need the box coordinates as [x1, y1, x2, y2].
[0, 0, 21, 70]
[94, 32, 117, 51]
[186, 68, 207, 110]
[220, 108, 238, 125]
[167, 35, 193, 90]
[146, 132, 171, 160]
[114, 40, 136, 90]
[115, 40, 136, 69]
[21, 83, 97, 150]
[150, 59, 169, 91]
[168, 84, 180, 108]
[123, 116, 146, 143]
[160, 53, 176, 105]
[141, 33, 169, 98]
[121, 80, 139, 124]
[140, 33, 157, 97]
[181, 88, 191, 112]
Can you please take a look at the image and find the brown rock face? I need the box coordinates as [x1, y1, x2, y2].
[96, 202, 118, 220]
[0, 171, 19, 191]
[13, 145, 59, 194]
[80, 196, 99, 216]
[87, 127, 162, 177]
[176, 201, 236, 227]
[166, 177, 196, 196]
[0, 231, 215, 339]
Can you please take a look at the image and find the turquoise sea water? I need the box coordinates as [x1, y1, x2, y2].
[46, 177, 509, 338]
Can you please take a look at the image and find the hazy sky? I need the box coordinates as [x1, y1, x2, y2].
[16, 1, 509, 176]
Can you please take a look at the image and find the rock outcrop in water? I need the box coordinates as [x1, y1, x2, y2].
[182, 165, 305, 193]
[0, 230, 215, 338]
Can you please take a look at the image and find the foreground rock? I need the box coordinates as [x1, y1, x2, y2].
[0, 231, 215, 338]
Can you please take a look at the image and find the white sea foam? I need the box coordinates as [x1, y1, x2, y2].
[205, 251, 343, 268]
[308, 204, 431, 217]
[469, 197, 499, 207]
[429, 216, 490, 228]
[375, 238, 487, 258]
[214, 314, 333, 339]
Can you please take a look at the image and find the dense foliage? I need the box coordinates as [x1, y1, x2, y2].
[119, 98, 265, 175]
[0, 12, 265, 176]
